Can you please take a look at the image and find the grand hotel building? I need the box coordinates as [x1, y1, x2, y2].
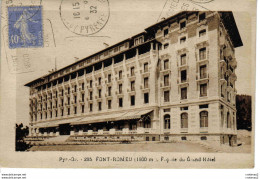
[25, 11, 242, 145]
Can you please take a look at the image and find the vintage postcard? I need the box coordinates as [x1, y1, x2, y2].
[0, 0, 256, 169]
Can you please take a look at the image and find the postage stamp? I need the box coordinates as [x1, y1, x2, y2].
[8, 6, 43, 48]
[60, 0, 110, 36]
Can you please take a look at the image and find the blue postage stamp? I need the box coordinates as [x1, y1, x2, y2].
[8, 6, 43, 49]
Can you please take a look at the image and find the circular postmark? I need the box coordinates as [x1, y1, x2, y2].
[60, 0, 110, 36]
[190, 0, 214, 3]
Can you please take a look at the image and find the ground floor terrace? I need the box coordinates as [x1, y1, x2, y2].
[28, 106, 237, 146]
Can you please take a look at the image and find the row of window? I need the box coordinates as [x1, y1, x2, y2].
[164, 111, 209, 129]
[163, 83, 208, 102]
[163, 13, 206, 37]
[33, 93, 150, 121]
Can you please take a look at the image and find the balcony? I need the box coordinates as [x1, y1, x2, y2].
[177, 78, 189, 86]
[196, 73, 209, 84]
[160, 82, 171, 90]
[197, 19, 207, 27]
[220, 59, 227, 68]
[178, 27, 187, 34]
[138, 52, 149, 60]
[219, 35, 225, 46]
[71, 90, 77, 96]
[63, 80, 71, 87]
[140, 69, 150, 76]
[71, 101, 77, 106]
[79, 99, 85, 105]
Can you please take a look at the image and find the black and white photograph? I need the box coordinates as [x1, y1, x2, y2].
[0, 0, 257, 172]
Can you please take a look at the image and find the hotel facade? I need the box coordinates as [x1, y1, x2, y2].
[25, 11, 242, 145]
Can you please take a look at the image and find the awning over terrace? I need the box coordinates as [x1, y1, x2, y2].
[71, 109, 153, 125]
[33, 109, 153, 128]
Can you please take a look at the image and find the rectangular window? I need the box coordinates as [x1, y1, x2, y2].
[130, 67, 135, 76]
[199, 104, 208, 109]
[118, 84, 123, 94]
[164, 59, 169, 70]
[90, 80, 93, 88]
[74, 85, 77, 92]
[61, 109, 64, 116]
[119, 98, 123, 107]
[74, 96, 77, 103]
[81, 93, 84, 102]
[199, 29, 206, 37]
[89, 103, 93, 112]
[90, 91, 93, 100]
[131, 81, 135, 91]
[199, 13, 206, 22]
[164, 43, 169, 49]
[164, 29, 169, 37]
[200, 84, 207, 97]
[68, 108, 70, 115]
[180, 21, 186, 29]
[144, 93, 149, 104]
[98, 77, 102, 85]
[181, 70, 187, 83]
[98, 102, 102, 111]
[131, 95, 135, 106]
[108, 74, 111, 83]
[144, 63, 149, 72]
[119, 70, 123, 79]
[68, 97, 70, 105]
[134, 39, 138, 46]
[180, 37, 186, 44]
[164, 74, 169, 86]
[200, 65, 207, 79]
[82, 83, 84, 90]
[144, 77, 149, 89]
[181, 87, 187, 100]
[68, 87, 70, 94]
[180, 54, 186, 66]
[82, 105, 84, 113]
[98, 89, 102, 98]
[108, 100, 112, 109]
[164, 91, 170, 102]
[180, 106, 189, 110]
[108, 87, 112, 96]
[199, 47, 206, 60]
